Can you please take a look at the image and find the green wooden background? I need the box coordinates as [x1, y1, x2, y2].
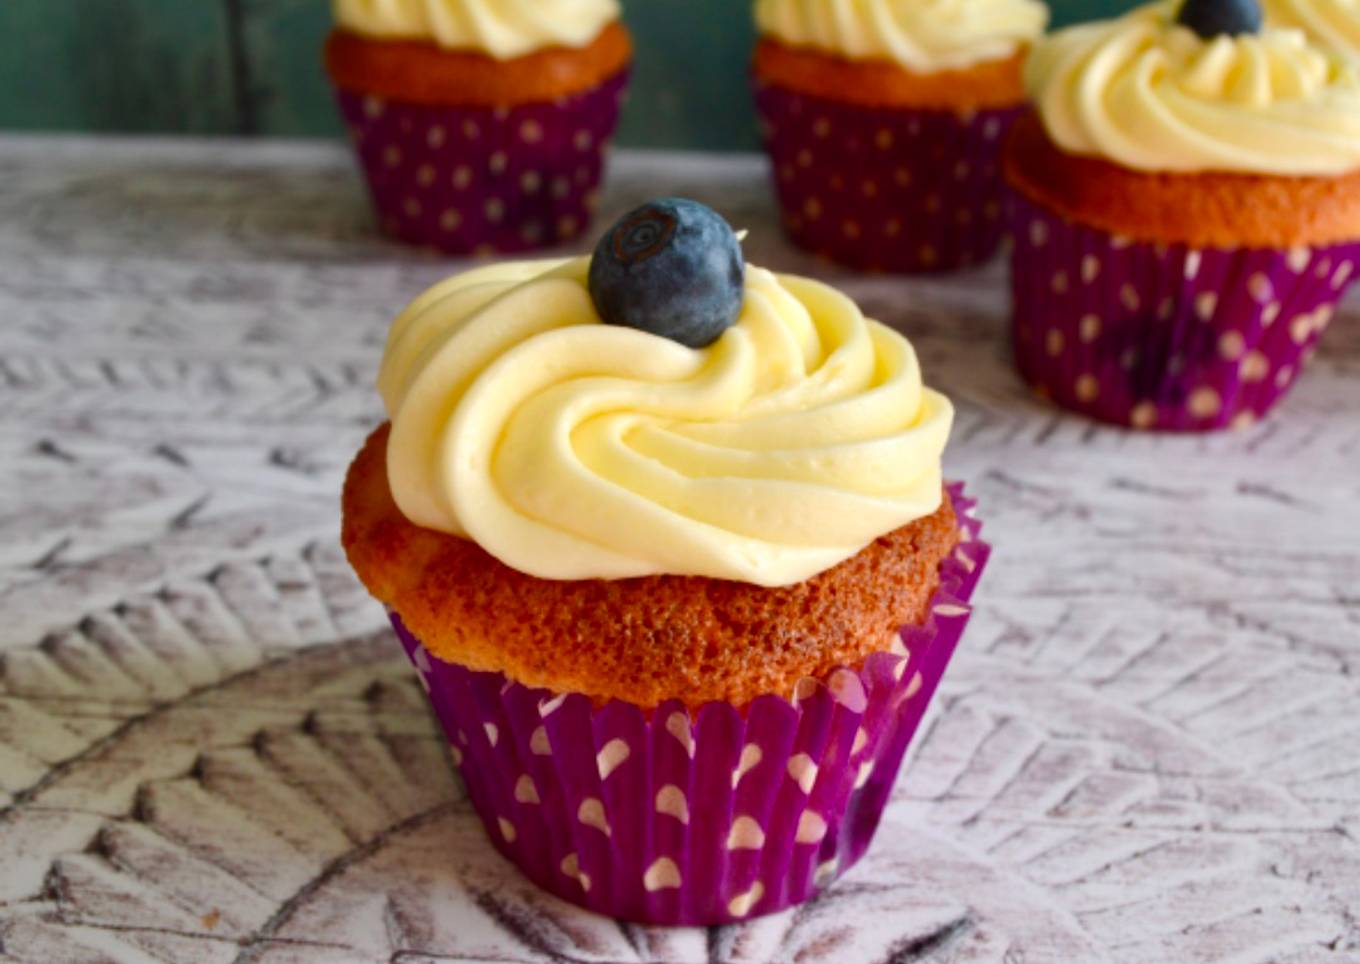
[0, 0, 1128, 150]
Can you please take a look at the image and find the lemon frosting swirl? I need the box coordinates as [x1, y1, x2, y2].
[377, 258, 952, 587]
[754, 0, 1047, 72]
[1027, 1, 1360, 175]
[333, 0, 619, 59]
[1264, 0, 1360, 61]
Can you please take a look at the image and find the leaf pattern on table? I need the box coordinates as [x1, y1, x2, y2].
[1, 137, 1358, 962]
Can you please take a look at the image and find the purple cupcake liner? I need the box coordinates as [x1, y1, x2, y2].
[753, 79, 1022, 273]
[334, 70, 628, 255]
[1007, 187, 1359, 431]
[391, 483, 989, 925]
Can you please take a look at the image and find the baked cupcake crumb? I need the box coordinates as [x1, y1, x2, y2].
[1004, 112, 1360, 249]
[753, 38, 1027, 111]
[325, 21, 633, 107]
[343, 424, 959, 709]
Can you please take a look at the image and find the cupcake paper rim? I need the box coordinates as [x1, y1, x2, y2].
[1006, 187, 1358, 431]
[752, 78, 1021, 274]
[333, 68, 629, 255]
[391, 482, 990, 925]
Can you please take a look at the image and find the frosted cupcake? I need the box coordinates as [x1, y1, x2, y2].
[751, 0, 1047, 273]
[1005, 0, 1360, 430]
[325, 0, 632, 254]
[1264, 0, 1360, 60]
[342, 198, 991, 923]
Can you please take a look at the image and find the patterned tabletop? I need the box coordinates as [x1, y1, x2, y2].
[0, 135, 1357, 964]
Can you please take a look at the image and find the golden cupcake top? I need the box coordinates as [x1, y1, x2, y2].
[1264, 0, 1360, 61]
[754, 0, 1048, 73]
[332, 0, 620, 59]
[1027, 0, 1360, 175]
[376, 199, 953, 587]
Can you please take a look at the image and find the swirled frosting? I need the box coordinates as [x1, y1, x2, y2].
[1028, 1, 1360, 175]
[333, 0, 619, 59]
[754, 0, 1047, 73]
[377, 258, 953, 587]
[1264, 0, 1360, 61]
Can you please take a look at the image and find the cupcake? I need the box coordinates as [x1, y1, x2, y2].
[1264, 0, 1360, 60]
[1005, 0, 1360, 431]
[341, 198, 991, 924]
[751, 0, 1048, 273]
[325, 0, 632, 255]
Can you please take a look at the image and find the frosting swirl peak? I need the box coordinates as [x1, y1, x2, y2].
[754, 0, 1048, 73]
[1264, 0, 1360, 62]
[333, 0, 620, 59]
[1027, 1, 1360, 175]
[377, 258, 952, 586]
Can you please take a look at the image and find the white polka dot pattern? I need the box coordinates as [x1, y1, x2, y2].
[595, 739, 629, 780]
[731, 743, 763, 788]
[754, 80, 1021, 273]
[796, 810, 829, 844]
[560, 852, 590, 891]
[655, 784, 690, 823]
[514, 774, 540, 804]
[529, 725, 551, 755]
[726, 815, 766, 850]
[787, 753, 819, 794]
[727, 881, 765, 918]
[1008, 189, 1360, 431]
[578, 797, 611, 836]
[643, 857, 682, 891]
[383, 486, 989, 925]
[334, 70, 627, 255]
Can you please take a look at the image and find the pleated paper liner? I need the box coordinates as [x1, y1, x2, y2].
[391, 484, 988, 926]
[1007, 188, 1360, 431]
[333, 69, 628, 255]
[752, 79, 1021, 273]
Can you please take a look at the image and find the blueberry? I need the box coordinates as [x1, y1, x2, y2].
[588, 198, 744, 349]
[1176, 0, 1261, 38]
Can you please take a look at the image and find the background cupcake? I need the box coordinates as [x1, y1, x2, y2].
[1005, 0, 1360, 431]
[1264, 0, 1360, 60]
[325, 0, 631, 255]
[342, 200, 991, 924]
[751, 0, 1047, 273]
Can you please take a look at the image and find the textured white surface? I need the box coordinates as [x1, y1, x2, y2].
[0, 135, 1358, 963]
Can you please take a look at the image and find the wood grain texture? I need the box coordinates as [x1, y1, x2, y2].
[0, 135, 1358, 963]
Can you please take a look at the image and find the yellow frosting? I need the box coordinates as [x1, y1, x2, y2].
[1265, 0, 1360, 61]
[754, 0, 1047, 72]
[377, 257, 953, 587]
[1027, 1, 1360, 175]
[332, 0, 619, 59]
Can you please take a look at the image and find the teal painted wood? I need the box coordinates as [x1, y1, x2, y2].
[0, 0, 238, 134]
[238, 0, 338, 137]
[618, 0, 760, 151]
[0, 0, 1134, 148]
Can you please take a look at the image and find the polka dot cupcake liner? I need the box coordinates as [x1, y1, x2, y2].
[334, 70, 629, 255]
[1008, 189, 1360, 431]
[753, 80, 1021, 273]
[391, 483, 988, 926]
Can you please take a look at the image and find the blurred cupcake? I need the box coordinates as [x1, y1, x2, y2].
[342, 199, 991, 924]
[1005, 0, 1360, 431]
[325, 0, 631, 254]
[751, 0, 1047, 273]
[1264, 0, 1360, 60]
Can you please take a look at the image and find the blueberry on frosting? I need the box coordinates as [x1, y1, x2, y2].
[1177, 0, 1262, 38]
[588, 198, 744, 349]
